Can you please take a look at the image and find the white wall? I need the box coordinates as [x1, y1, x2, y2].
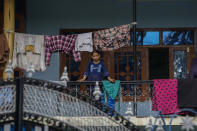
[26, 0, 197, 80]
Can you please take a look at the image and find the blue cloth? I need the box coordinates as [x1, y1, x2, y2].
[101, 92, 115, 114]
[102, 80, 121, 112]
[10, 125, 34, 131]
[0, 125, 3, 131]
[84, 61, 109, 81]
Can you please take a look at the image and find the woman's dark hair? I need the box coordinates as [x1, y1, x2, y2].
[91, 50, 101, 56]
[91, 50, 103, 60]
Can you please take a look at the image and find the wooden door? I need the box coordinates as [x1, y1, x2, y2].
[114, 47, 149, 102]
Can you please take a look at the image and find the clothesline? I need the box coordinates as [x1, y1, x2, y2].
[1, 22, 135, 35]
[0, 23, 132, 73]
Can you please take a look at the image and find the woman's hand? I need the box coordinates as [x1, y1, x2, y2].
[77, 79, 85, 82]
[77, 76, 87, 82]
[108, 77, 115, 83]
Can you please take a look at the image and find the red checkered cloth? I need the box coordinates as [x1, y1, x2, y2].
[94, 24, 130, 51]
[44, 35, 81, 66]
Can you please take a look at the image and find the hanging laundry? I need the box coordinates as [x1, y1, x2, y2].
[152, 79, 179, 115]
[102, 80, 121, 112]
[0, 34, 9, 70]
[94, 24, 130, 51]
[44, 35, 81, 66]
[75, 32, 93, 52]
[178, 79, 197, 109]
[12, 32, 46, 71]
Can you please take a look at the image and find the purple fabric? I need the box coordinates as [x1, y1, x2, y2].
[189, 57, 197, 78]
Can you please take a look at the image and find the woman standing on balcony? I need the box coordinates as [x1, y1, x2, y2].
[77, 50, 116, 114]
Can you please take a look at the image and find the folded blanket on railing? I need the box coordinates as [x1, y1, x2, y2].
[102, 80, 121, 112]
[178, 78, 197, 108]
[152, 79, 179, 115]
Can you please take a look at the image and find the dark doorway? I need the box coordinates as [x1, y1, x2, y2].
[149, 48, 169, 79]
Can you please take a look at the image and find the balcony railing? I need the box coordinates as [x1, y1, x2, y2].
[0, 78, 139, 131]
[1, 77, 197, 131]
[53, 80, 154, 117]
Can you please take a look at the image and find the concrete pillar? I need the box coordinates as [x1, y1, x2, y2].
[3, 0, 15, 79]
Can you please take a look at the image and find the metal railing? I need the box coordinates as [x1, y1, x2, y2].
[64, 80, 154, 116]
[1, 78, 197, 131]
[0, 77, 140, 131]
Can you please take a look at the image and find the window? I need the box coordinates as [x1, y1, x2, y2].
[130, 31, 159, 45]
[173, 50, 187, 78]
[130, 28, 195, 46]
[163, 31, 194, 45]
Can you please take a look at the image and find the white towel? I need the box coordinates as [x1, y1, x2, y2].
[75, 32, 93, 52]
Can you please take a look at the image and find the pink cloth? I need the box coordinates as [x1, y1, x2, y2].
[152, 79, 179, 115]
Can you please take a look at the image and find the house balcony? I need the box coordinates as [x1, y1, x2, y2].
[0, 78, 197, 131]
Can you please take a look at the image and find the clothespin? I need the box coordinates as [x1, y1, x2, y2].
[129, 22, 137, 29]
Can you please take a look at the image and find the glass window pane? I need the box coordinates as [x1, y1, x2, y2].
[163, 31, 194, 45]
[130, 32, 143, 45]
[130, 31, 159, 45]
[143, 32, 159, 45]
[173, 51, 187, 79]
